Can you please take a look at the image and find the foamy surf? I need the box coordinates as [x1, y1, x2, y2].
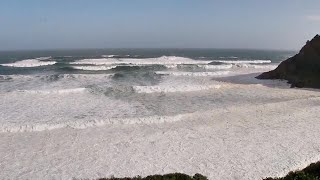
[101, 55, 116, 58]
[35, 56, 52, 60]
[155, 71, 230, 77]
[71, 65, 117, 71]
[0, 113, 195, 133]
[233, 64, 278, 69]
[133, 84, 222, 93]
[16, 88, 87, 95]
[197, 64, 233, 70]
[0, 74, 114, 81]
[1, 59, 56, 67]
[70, 56, 211, 66]
[2, 49, 307, 180]
[211, 60, 272, 64]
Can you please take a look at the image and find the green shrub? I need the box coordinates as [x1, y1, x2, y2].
[264, 162, 320, 180]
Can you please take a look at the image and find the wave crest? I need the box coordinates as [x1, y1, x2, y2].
[70, 56, 210, 66]
[210, 60, 271, 64]
[70, 65, 117, 71]
[1, 59, 56, 67]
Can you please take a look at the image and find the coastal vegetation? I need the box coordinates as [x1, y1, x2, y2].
[96, 162, 320, 180]
[98, 173, 208, 180]
[264, 161, 320, 180]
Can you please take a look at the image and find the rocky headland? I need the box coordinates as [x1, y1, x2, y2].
[256, 35, 320, 88]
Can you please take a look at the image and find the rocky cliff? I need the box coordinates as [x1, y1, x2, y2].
[256, 35, 320, 88]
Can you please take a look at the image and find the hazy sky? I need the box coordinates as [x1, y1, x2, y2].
[1, 0, 320, 50]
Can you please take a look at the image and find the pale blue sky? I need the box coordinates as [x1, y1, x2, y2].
[0, 0, 320, 50]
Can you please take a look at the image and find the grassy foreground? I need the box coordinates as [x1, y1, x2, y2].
[98, 173, 208, 180]
[264, 161, 320, 180]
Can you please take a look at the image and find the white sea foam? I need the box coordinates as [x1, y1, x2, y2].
[211, 60, 272, 64]
[155, 71, 230, 77]
[0, 113, 193, 133]
[133, 84, 221, 93]
[35, 56, 52, 60]
[2, 94, 320, 180]
[164, 64, 178, 68]
[0, 74, 113, 81]
[197, 64, 233, 70]
[3, 51, 320, 180]
[16, 88, 87, 95]
[70, 56, 210, 66]
[0, 75, 13, 81]
[1, 59, 56, 67]
[0, 74, 114, 93]
[101, 55, 116, 58]
[233, 64, 278, 69]
[71, 65, 117, 71]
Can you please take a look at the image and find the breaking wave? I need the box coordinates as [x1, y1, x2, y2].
[101, 55, 116, 58]
[0, 74, 114, 81]
[1, 59, 56, 67]
[35, 56, 52, 60]
[70, 56, 210, 66]
[70, 65, 117, 71]
[210, 60, 272, 64]
[233, 64, 278, 69]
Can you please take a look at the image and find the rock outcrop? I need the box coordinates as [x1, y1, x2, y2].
[256, 34, 320, 88]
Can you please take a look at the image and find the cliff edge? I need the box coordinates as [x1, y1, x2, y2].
[256, 35, 320, 88]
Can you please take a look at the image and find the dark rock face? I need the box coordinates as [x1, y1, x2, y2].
[256, 34, 320, 88]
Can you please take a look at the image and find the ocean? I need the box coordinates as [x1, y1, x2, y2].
[0, 49, 294, 132]
[3, 49, 320, 180]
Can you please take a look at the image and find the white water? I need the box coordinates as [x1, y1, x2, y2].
[68, 57, 275, 72]
[70, 56, 211, 66]
[1, 59, 56, 67]
[211, 60, 272, 64]
[35, 56, 52, 60]
[133, 84, 222, 93]
[155, 71, 231, 77]
[2, 57, 320, 180]
[16, 88, 87, 95]
[71, 65, 117, 71]
[233, 63, 278, 69]
[198, 64, 233, 70]
[102, 55, 116, 58]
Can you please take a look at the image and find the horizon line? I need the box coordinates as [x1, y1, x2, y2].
[0, 47, 297, 52]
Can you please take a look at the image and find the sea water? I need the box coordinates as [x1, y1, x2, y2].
[0, 49, 295, 132]
[3, 49, 320, 180]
